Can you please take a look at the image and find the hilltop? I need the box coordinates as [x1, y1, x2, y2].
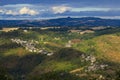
[0, 17, 120, 27]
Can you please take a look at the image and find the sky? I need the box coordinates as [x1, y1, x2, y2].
[0, 0, 120, 19]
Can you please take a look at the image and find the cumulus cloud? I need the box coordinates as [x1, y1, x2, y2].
[52, 6, 71, 14]
[5, 10, 17, 15]
[0, 9, 4, 13]
[19, 7, 38, 15]
[0, 9, 18, 15]
[0, 6, 39, 16]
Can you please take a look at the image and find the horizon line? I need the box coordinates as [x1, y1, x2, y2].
[1, 16, 120, 20]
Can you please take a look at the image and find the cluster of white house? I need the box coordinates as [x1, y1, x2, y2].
[81, 54, 108, 72]
[11, 39, 53, 56]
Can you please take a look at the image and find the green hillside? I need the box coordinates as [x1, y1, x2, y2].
[73, 33, 120, 63]
[0, 27, 120, 80]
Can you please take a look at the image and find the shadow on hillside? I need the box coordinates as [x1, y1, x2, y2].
[0, 53, 46, 78]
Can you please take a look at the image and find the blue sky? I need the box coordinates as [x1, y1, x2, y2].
[0, 0, 120, 19]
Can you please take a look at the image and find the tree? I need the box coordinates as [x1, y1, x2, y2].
[0, 66, 13, 80]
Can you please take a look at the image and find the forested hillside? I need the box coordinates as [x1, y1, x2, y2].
[0, 27, 120, 80]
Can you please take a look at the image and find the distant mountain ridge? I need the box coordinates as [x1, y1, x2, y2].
[0, 17, 120, 27]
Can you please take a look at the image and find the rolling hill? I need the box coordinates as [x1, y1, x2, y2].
[0, 27, 120, 80]
[0, 17, 120, 27]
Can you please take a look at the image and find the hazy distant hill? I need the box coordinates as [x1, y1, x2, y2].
[0, 17, 120, 27]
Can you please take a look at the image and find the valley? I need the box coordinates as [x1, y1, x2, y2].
[0, 26, 120, 80]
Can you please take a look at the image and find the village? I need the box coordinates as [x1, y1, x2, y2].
[11, 38, 54, 56]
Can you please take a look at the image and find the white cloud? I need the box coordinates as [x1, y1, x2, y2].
[0, 9, 4, 13]
[19, 7, 38, 15]
[52, 6, 71, 14]
[3, 4, 34, 8]
[71, 7, 111, 12]
[0, 6, 39, 16]
[5, 10, 17, 15]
